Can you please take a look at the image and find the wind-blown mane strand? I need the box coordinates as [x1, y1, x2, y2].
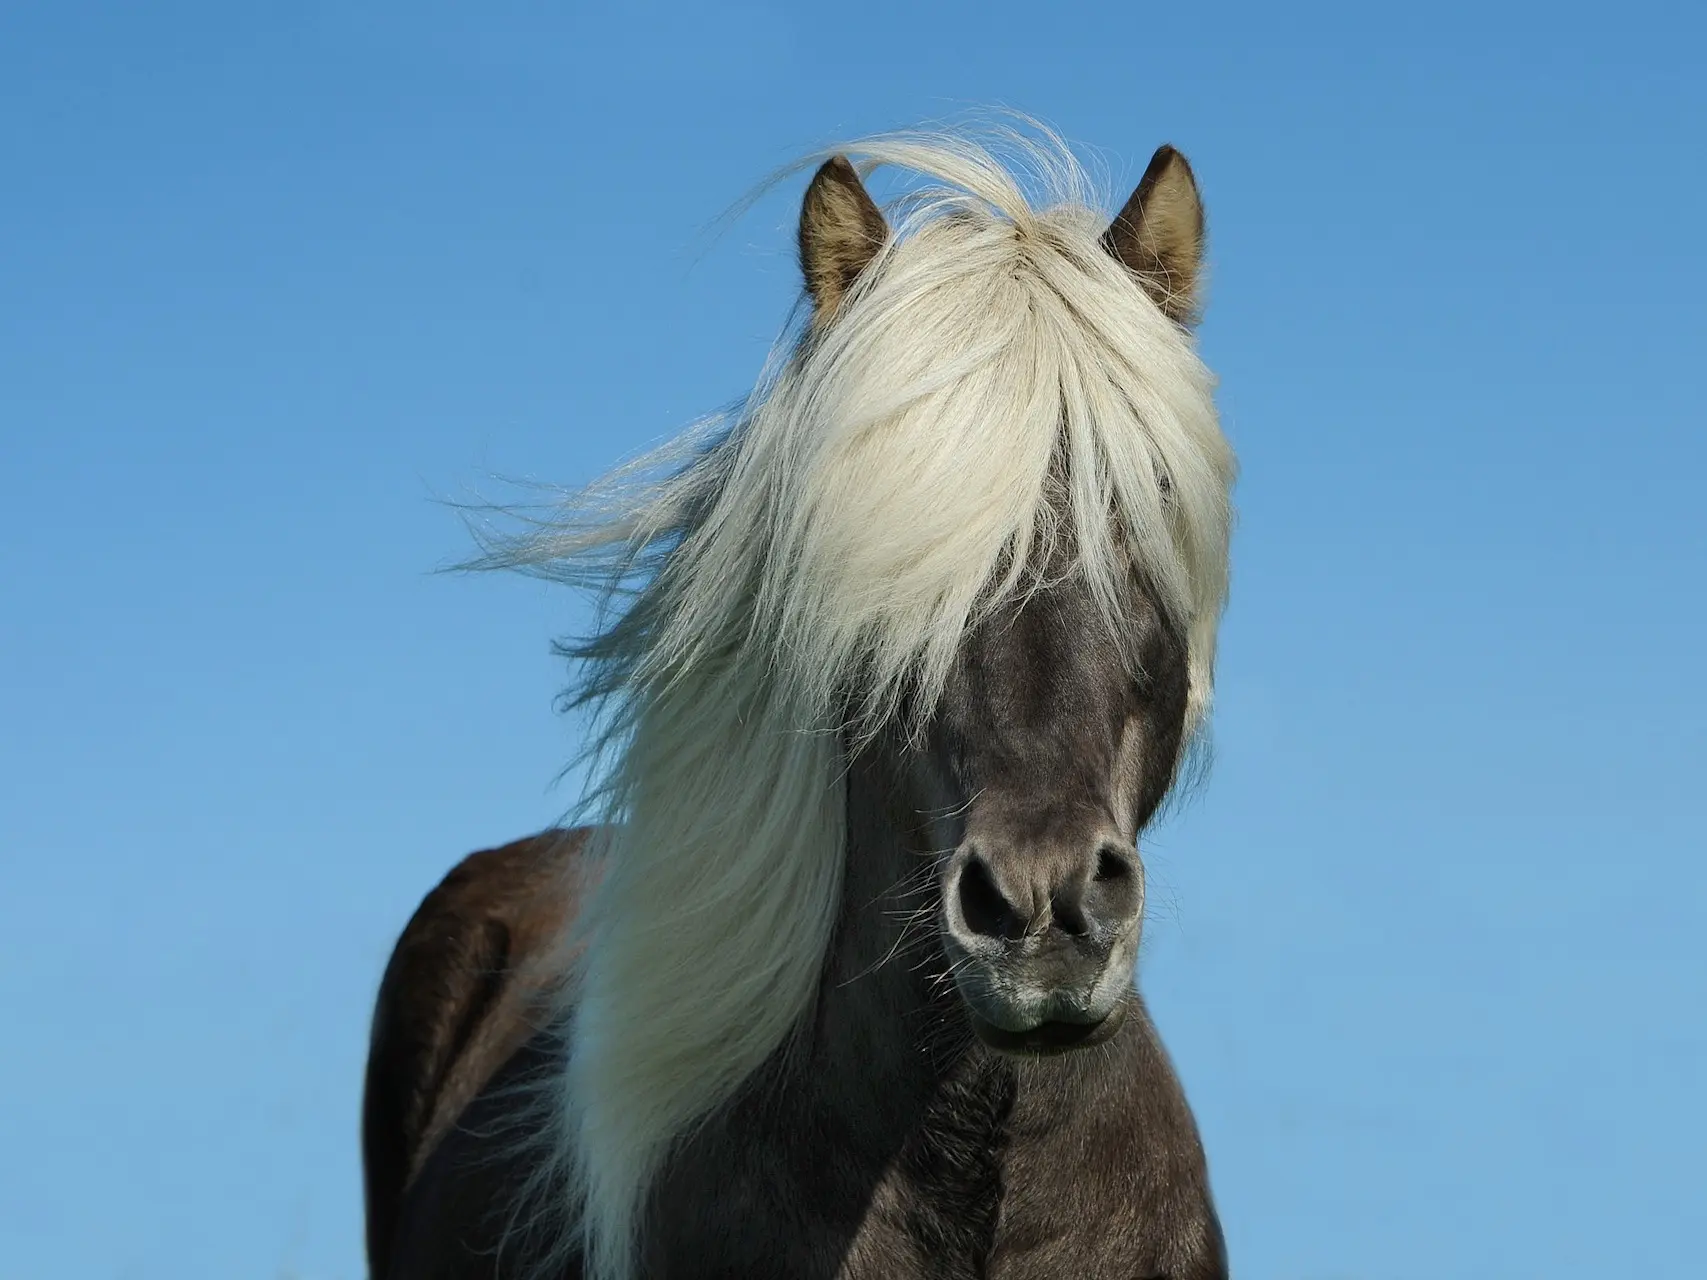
[473, 123, 1235, 1280]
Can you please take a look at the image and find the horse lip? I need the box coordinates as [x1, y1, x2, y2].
[965, 1006, 1123, 1056]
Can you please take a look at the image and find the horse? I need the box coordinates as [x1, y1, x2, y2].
[363, 124, 1239, 1280]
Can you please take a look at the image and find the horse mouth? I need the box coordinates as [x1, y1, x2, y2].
[966, 1007, 1122, 1056]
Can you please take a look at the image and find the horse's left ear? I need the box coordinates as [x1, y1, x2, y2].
[799, 156, 888, 323]
[1102, 145, 1206, 326]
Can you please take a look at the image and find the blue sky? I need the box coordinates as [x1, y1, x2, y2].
[3, 2, 1703, 1277]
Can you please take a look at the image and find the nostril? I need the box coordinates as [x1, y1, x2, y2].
[956, 855, 1024, 942]
[1094, 844, 1135, 883]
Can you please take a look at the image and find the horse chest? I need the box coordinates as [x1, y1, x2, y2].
[833, 1061, 1014, 1280]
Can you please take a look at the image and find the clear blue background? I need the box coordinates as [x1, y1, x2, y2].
[3, 3, 1702, 1277]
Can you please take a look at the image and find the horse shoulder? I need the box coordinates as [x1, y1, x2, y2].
[362, 827, 593, 1279]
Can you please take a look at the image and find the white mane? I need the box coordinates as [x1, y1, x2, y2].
[479, 125, 1236, 1280]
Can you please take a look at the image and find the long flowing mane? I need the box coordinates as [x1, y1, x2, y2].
[474, 124, 1236, 1280]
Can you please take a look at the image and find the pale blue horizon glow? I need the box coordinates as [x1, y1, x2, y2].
[3, 3, 1703, 1277]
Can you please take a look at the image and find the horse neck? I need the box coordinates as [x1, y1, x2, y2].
[803, 740, 998, 1114]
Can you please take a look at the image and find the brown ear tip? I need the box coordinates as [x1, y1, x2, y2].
[1147, 144, 1195, 180]
[814, 155, 860, 185]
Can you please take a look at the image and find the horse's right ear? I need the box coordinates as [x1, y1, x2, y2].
[799, 156, 888, 324]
